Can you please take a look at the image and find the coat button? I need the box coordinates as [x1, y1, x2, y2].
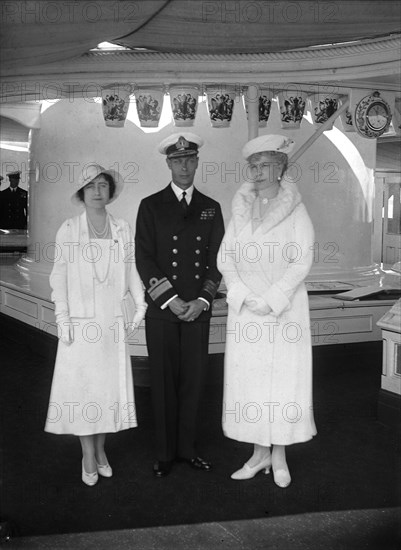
[172, 261, 178, 267]
[173, 235, 178, 240]
[195, 274, 200, 279]
[196, 236, 201, 241]
[195, 262, 200, 267]
[172, 275, 178, 280]
[172, 249, 178, 254]
[195, 249, 200, 254]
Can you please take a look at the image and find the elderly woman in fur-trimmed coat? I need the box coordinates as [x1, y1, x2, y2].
[218, 135, 316, 488]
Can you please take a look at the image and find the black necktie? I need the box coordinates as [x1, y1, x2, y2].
[180, 191, 188, 216]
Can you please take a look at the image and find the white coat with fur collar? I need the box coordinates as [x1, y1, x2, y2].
[218, 181, 317, 446]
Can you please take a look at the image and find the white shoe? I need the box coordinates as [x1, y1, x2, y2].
[231, 456, 271, 480]
[96, 462, 113, 478]
[273, 467, 291, 488]
[82, 459, 98, 486]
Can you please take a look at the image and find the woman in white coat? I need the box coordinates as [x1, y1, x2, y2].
[45, 163, 147, 486]
[218, 135, 316, 488]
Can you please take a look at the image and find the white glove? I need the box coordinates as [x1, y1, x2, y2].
[56, 312, 74, 345]
[125, 321, 138, 339]
[244, 293, 272, 316]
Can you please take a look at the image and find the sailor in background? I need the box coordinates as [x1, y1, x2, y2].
[135, 133, 225, 477]
[0, 171, 27, 229]
[0, 176, 3, 220]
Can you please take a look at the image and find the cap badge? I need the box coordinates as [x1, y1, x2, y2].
[176, 136, 190, 151]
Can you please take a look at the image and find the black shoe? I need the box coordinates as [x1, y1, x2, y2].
[153, 460, 172, 478]
[177, 456, 212, 471]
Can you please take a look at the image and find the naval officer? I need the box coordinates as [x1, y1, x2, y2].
[135, 133, 225, 477]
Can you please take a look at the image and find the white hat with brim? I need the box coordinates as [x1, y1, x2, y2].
[71, 163, 124, 206]
[158, 132, 204, 158]
[242, 134, 295, 160]
[7, 170, 21, 178]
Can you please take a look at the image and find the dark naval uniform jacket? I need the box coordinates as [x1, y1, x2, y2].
[0, 187, 28, 229]
[135, 184, 225, 321]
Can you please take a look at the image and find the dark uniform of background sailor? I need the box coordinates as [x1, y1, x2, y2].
[0, 171, 27, 229]
[135, 133, 225, 477]
[0, 176, 3, 219]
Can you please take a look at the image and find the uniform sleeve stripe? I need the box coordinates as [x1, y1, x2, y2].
[202, 279, 219, 298]
[148, 278, 173, 301]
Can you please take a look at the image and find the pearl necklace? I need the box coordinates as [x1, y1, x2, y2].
[90, 241, 112, 285]
[87, 214, 112, 285]
[87, 214, 111, 239]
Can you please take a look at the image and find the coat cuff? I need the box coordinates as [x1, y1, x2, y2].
[197, 297, 210, 310]
[262, 284, 290, 317]
[226, 281, 250, 315]
[54, 301, 69, 317]
[160, 294, 178, 310]
[199, 278, 220, 304]
[55, 311, 70, 324]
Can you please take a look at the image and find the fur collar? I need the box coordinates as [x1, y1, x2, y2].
[231, 180, 302, 235]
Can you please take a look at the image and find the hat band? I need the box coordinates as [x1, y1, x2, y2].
[166, 141, 198, 156]
[167, 148, 198, 159]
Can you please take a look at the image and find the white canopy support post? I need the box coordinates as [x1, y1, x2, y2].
[289, 97, 350, 164]
[247, 84, 259, 140]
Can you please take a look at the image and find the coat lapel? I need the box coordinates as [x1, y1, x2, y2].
[183, 187, 202, 223]
[162, 183, 199, 234]
[161, 183, 178, 204]
[109, 214, 125, 298]
[78, 211, 94, 300]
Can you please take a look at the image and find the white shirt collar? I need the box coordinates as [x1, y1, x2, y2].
[171, 181, 194, 204]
